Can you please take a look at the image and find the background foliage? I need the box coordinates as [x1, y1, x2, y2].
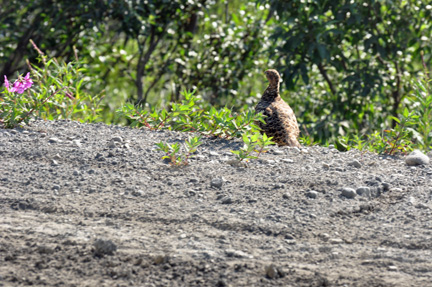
[1, 0, 431, 145]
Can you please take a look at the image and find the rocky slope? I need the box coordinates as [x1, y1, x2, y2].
[1, 120, 432, 286]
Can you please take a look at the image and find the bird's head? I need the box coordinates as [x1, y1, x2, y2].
[264, 69, 281, 86]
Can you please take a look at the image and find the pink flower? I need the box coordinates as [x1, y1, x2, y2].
[4, 75, 10, 88]
[4, 75, 16, 93]
[22, 72, 33, 90]
[14, 81, 25, 94]
[3, 73, 33, 94]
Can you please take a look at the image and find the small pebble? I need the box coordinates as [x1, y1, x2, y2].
[132, 190, 145, 196]
[341, 187, 356, 199]
[356, 186, 371, 197]
[348, 160, 361, 168]
[265, 264, 278, 279]
[108, 140, 118, 148]
[153, 254, 169, 265]
[306, 190, 318, 199]
[225, 249, 252, 259]
[220, 196, 233, 204]
[211, 177, 223, 189]
[93, 239, 117, 256]
[48, 137, 62, 143]
[111, 136, 123, 143]
[53, 153, 62, 160]
[329, 238, 344, 244]
[72, 140, 82, 147]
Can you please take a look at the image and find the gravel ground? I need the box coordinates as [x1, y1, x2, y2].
[1, 119, 432, 287]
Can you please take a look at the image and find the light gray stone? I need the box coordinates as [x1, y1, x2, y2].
[306, 190, 319, 199]
[93, 239, 117, 256]
[406, 150, 430, 166]
[48, 137, 62, 143]
[356, 186, 371, 197]
[211, 177, 223, 188]
[341, 187, 357, 199]
[111, 136, 123, 143]
[348, 160, 362, 168]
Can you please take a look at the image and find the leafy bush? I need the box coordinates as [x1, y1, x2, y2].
[155, 136, 203, 166]
[117, 89, 264, 138]
[0, 41, 103, 128]
[231, 133, 274, 162]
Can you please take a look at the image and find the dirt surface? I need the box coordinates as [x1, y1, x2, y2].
[1, 120, 432, 287]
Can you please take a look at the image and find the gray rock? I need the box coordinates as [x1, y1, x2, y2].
[265, 264, 278, 279]
[153, 254, 169, 265]
[306, 190, 319, 199]
[225, 249, 252, 259]
[272, 149, 284, 155]
[111, 136, 123, 143]
[93, 239, 117, 256]
[211, 177, 223, 189]
[53, 153, 62, 160]
[132, 190, 145, 196]
[348, 160, 362, 168]
[406, 150, 430, 166]
[329, 238, 344, 244]
[37, 245, 54, 254]
[341, 187, 357, 199]
[72, 139, 82, 147]
[48, 137, 62, 143]
[356, 186, 371, 197]
[281, 158, 294, 163]
[108, 140, 118, 149]
[220, 196, 233, 204]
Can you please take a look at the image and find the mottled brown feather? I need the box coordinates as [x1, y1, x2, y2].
[255, 69, 300, 147]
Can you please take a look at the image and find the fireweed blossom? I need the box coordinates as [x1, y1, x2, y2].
[3, 72, 33, 94]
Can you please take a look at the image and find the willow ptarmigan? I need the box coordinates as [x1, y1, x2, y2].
[255, 69, 301, 147]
